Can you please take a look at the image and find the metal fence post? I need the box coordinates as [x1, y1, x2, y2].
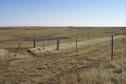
[76, 37, 78, 56]
[111, 35, 114, 60]
[33, 38, 36, 48]
[43, 40, 45, 49]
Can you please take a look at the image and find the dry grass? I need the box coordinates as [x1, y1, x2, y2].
[0, 27, 126, 84]
[60, 68, 126, 84]
[0, 27, 125, 48]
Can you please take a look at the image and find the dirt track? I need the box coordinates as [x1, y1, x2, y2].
[32, 35, 126, 52]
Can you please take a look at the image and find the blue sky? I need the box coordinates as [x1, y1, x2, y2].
[0, 0, 126, 26]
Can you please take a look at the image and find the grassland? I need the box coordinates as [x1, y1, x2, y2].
[0, 27, 126, 84]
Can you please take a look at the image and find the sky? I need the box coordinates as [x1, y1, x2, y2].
[0, 0, 126, 27]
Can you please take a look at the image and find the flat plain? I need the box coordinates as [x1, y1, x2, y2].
[0, 27, 126, 84]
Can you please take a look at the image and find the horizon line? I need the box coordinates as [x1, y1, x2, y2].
[0, 25, 126, 28]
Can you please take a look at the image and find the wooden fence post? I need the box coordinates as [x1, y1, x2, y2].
[56, 39, 60, 50]
[17, 39, 23, 51]
[111, 35, 114, 60]
[33, 38, 36, 48]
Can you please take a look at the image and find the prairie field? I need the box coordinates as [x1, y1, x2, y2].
[0, 27, 126, 84]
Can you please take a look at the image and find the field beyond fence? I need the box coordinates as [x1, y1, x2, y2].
[0, 27, 126, 84]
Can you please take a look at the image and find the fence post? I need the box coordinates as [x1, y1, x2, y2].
[43, 40, 45, 50]
[76, 37, 78, 56]
[111, 35, 114, 60]
[56, 39, 60, 50]
[48, 40, 49, 46]
[87, 34, 89, 40]
[33, 38, 36, 48]
[17, 39, 23, 51]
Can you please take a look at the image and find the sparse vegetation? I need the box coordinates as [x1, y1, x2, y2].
[0, 27, 126, 84]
